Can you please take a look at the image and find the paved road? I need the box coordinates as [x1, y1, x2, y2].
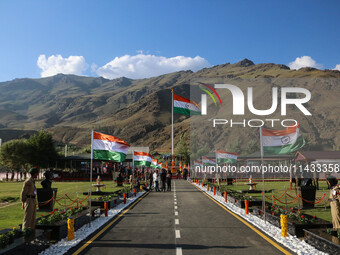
[69, 180, 290, 255]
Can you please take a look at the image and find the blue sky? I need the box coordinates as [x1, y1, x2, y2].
[0, 0, 339, 81]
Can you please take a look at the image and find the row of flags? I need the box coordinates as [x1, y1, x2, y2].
[92, 91, 306, 166]
[92, 131, 180, 168]
[197, 151, 238, 167]
[195, 124, 304, 165]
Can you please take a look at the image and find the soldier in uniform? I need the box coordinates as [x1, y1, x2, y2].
[21, 167, 39, 231]
[327, 176, 340, 230]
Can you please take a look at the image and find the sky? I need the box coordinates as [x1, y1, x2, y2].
[0, 0, 339, 82]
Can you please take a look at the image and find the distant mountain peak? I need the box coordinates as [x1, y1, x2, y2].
[114, 76, 133, 87]
[233, 58, 255, 67]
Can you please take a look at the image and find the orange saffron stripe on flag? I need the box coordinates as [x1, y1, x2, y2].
[174, 94, 200, 108]
[93, 131, 130, 146]
[262, 124, 298, 136]
[216, 150, 238, 155]
[134, 151, 152, 157]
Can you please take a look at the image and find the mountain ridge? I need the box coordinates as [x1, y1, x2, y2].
[1, 59, 339, 152]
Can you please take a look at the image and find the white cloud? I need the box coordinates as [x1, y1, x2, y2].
[95, 54, 210, 79]
[288, 56, 323, 70]
[37, 54, 88, 77]
[333, 64, 340, 71]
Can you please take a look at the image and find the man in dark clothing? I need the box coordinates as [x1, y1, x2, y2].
[166, 170, 172, 191]
[183, 168, 188, 180]
[160, 169, 167, 192]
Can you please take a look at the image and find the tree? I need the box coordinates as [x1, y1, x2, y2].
[27, 130, 58, 168]
[176, 132, 190, 164]
[0, 139, 31, 181]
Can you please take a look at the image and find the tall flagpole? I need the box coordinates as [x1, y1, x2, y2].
[132, 150, 135, 173]
[89, 130, 94, 225]
[171, 88, 174, 171]
[215, 150, 218, 183]
[260, 127, 266, 222]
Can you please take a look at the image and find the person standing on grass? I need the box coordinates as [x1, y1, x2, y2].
[327, 176, 340, 230]
[166, 169, 172, 191]
[21, 167, 39, 232]
[129, 174, 133, 190]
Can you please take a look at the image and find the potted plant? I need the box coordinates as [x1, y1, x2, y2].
[36, 207, 90, 241]
[252, 205, 332, 237]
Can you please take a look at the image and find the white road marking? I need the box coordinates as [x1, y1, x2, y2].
[175, 219, 179, 225]
[174, 201, 177, 204]
[175, 211, 178, 216]
[176, 230, 181, 238]
[174, 206, 178, 209]
[176, 247, 183, 255]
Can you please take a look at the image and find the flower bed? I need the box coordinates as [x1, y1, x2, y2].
[227, 195, 262, 208]
[0, 228, 23, 251]
[252, 205, 332, 237]
[304, 228, 340, 255]
[35, 207, 91, 241]
[91, 195, 121, 209]
[219, 190, 262, 208]
[0, 228, 50, 255]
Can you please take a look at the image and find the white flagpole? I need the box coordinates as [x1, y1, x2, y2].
[132, 150, 135, 173]
[89, 130, 94, 225]
[201, 156, 203, 181]
[260, 127, 266, 222]
[215, 150, 218, 182]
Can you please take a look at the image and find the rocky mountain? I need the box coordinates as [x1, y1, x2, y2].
[0, 59, 339, 153]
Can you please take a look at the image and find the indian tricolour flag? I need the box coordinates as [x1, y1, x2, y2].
[194, 161, 202, 167]
[174, 94, 201, 115]
[92, 131, 130, 162]
[133, 151, 153, 166]
[216, 150, 238, 164]
[261, 124, 306, 155]
[157, 162, 162, 169]
[151, 159, 159, 168]
[202, 156, 216, 166]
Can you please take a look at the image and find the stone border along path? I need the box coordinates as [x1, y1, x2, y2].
[190, 179, 328, 255]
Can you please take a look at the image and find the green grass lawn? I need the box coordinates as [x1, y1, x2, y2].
[217, 180, 332, 222]
[0, 180, 129, 230]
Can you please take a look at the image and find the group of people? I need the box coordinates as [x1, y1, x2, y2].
[146, 168, 172, 192]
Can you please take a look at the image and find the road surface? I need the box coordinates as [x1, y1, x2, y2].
[68, 180, 291, 255]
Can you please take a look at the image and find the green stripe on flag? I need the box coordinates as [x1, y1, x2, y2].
[174, 107, 201, 116]
[203, 162, 215, 166]
[264, 136, 306, 155]
[134, 161, 152, 167]
[217, 158, 237, 164]
[93, 150, 126, 162]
